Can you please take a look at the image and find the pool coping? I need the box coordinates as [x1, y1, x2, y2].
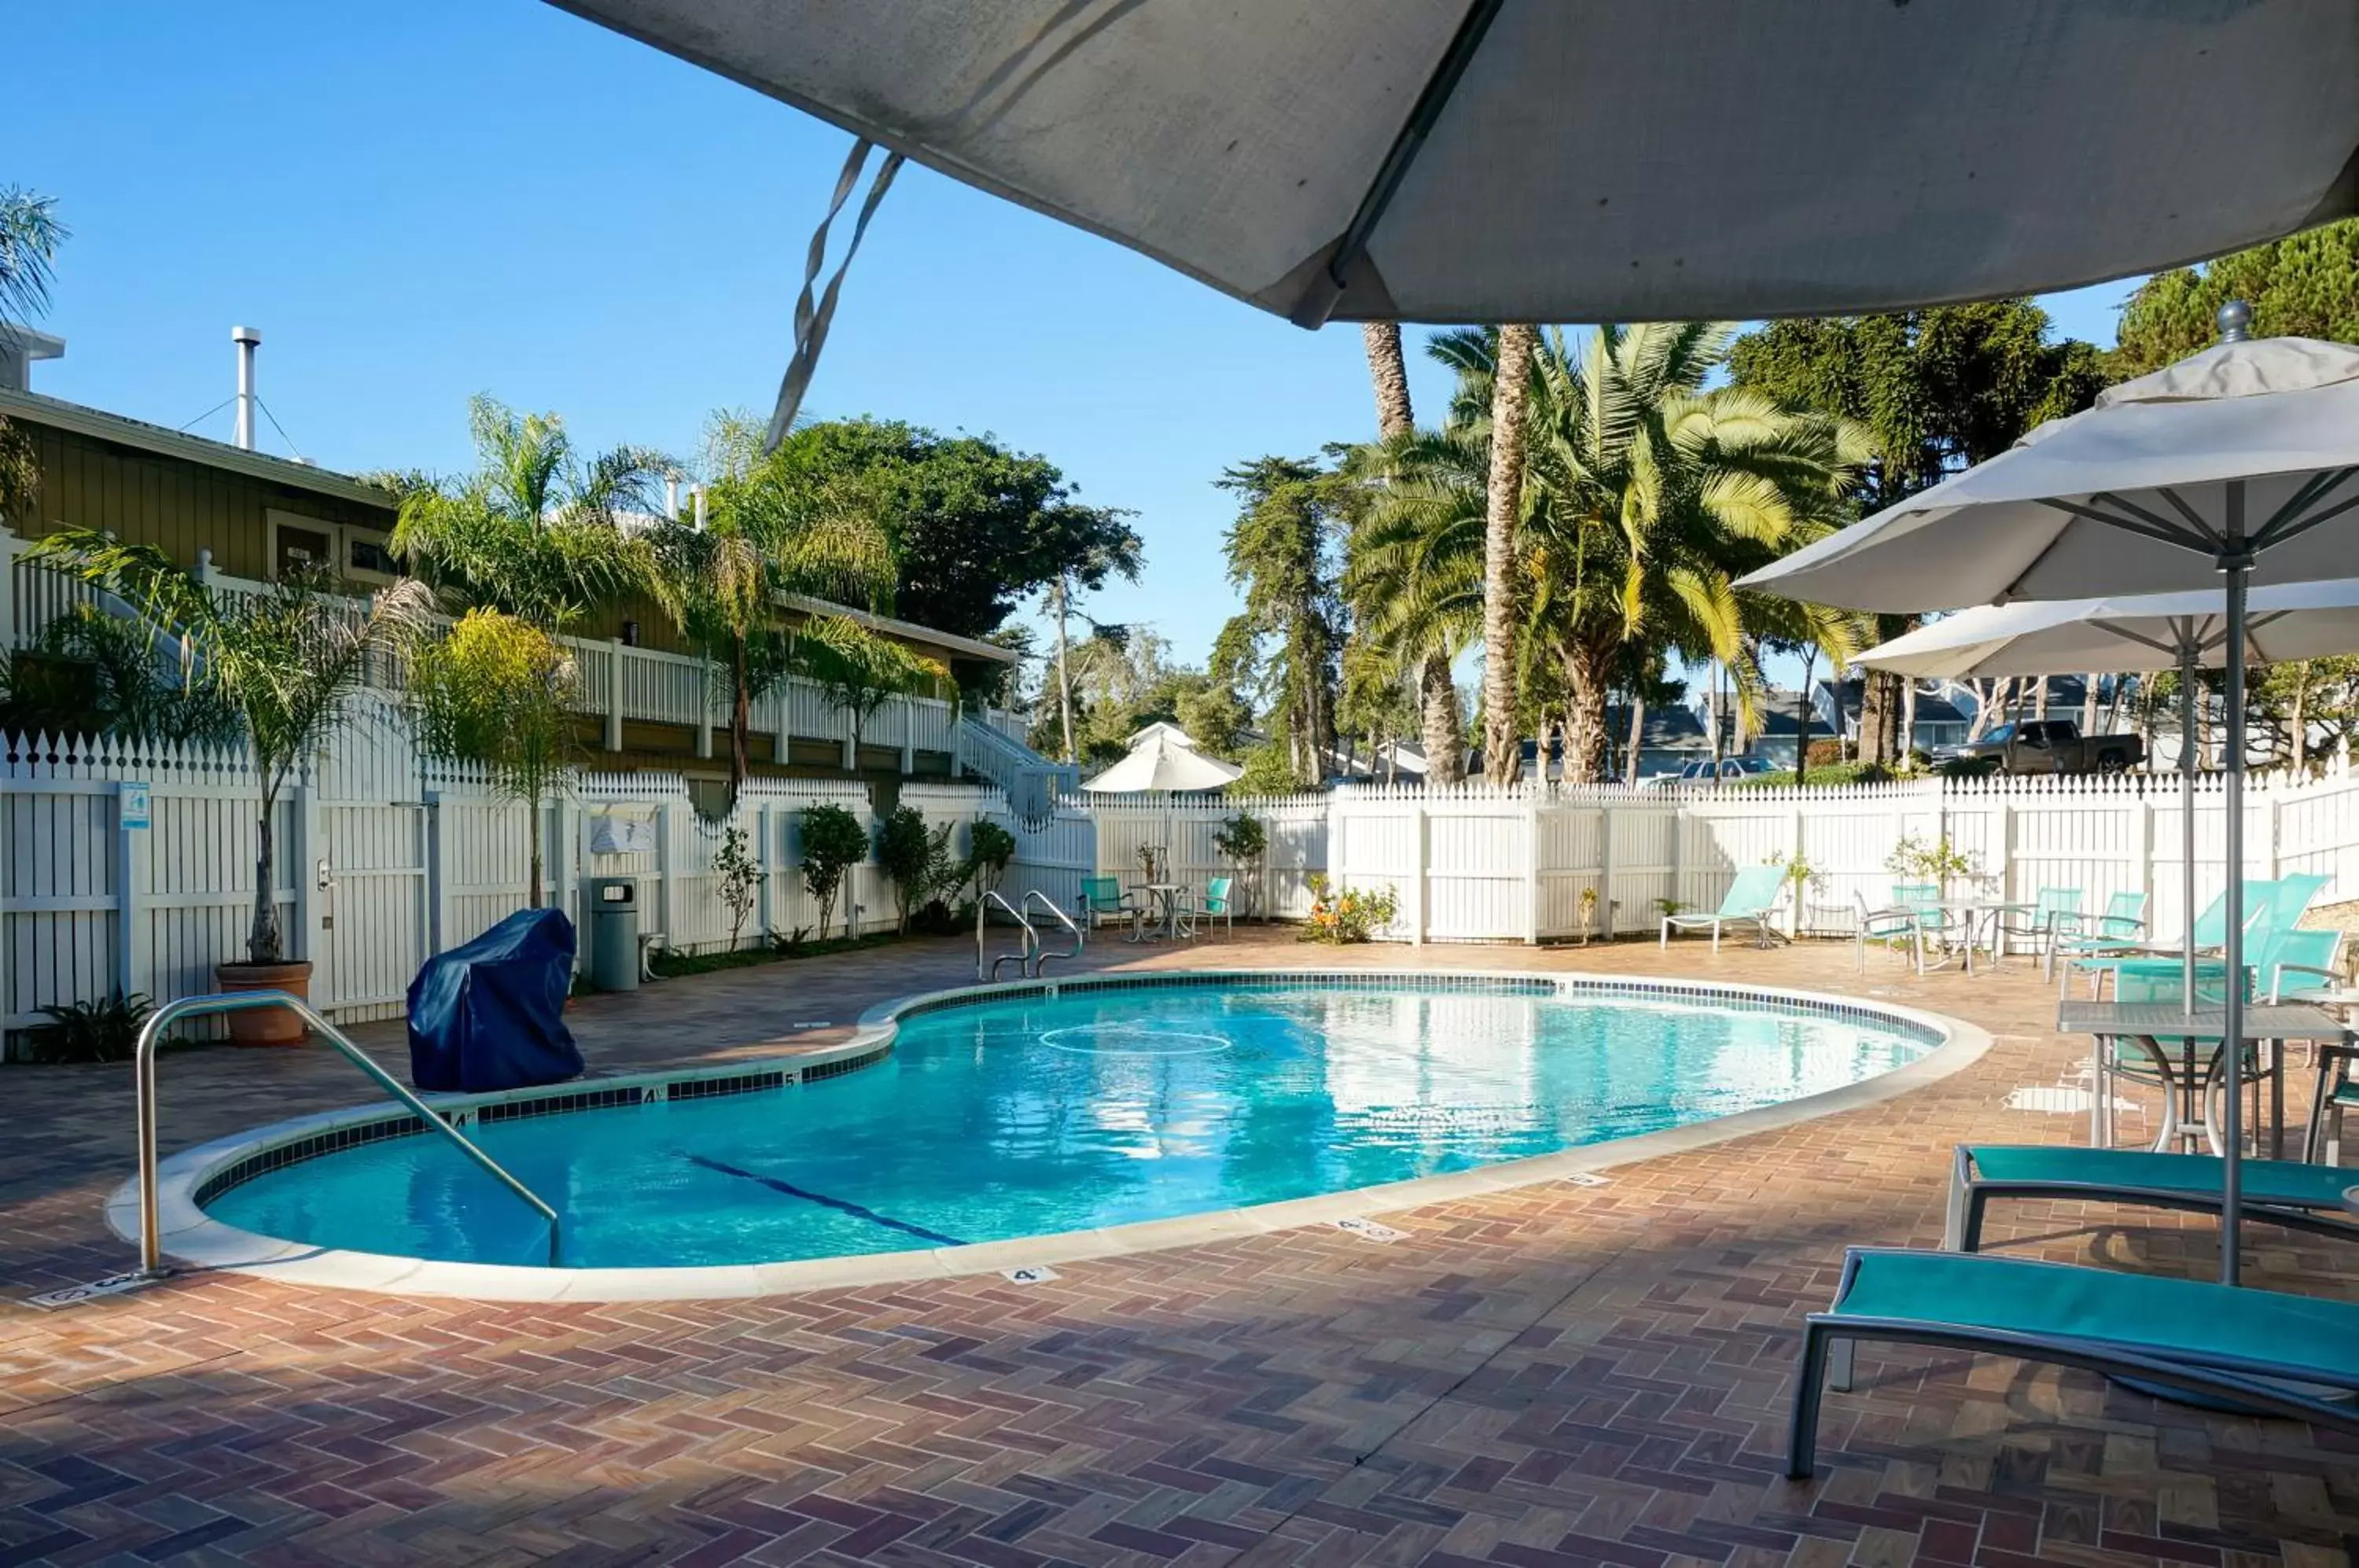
[109, 968, 1990, 1301]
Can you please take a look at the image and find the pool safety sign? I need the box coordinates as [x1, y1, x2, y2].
[119, 782, 152, 830]
[28, 1271, 160, 1310]
[1332, 1216, 1406, 1243]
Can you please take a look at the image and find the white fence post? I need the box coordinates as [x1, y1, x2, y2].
[1522, 794, 1540, 944]
[293, 771, 322, 974]
[1596, 801, 1616, 938]
[695, 667, 715, 760]
[605, 639, 625, 753]
[116, 782, 149, 1002]
[756, 801, 775, 940]
[426, 791, 452, 951]
[899, 698, 916, 776]
[1413, 800, 1430, 945]
[656, 800, 677, 944]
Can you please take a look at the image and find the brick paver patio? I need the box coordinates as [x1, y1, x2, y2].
[3, 931, 2354, 1566]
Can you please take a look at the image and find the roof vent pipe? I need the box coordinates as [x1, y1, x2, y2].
[231, 326, 262, 450]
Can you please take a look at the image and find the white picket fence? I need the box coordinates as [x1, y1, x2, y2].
[10, 716, 2359, 1054]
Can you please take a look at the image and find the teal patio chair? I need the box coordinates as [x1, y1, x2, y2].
[1077, 875, 1144, 939]
[1658, 865, 1787, 952]
[2048, 890, 2147, 981]
[2094, 874, 2328, 1000]
[1993, 886, 2081, 971]
[1854, 887, 1932, 974]
[1176, 876, 1235, 939]
[1787, 1249, 2359, 1480]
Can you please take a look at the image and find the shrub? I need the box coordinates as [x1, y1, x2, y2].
[711, 825, 764, 949]
[963, 819, 1016, 900]
[29, 992, 153, 1063]
[799, 804, 869, 938]
[875, 804, 955, 933]
[1804, 738, 1844, 767]
[1301, 876, 1399, 944]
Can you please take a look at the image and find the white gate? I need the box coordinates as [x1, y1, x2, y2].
[318, 801, 429, 1020]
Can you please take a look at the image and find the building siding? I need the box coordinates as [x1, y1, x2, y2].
[20, 422, 395, 578]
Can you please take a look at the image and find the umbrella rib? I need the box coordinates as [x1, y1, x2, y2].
[2249, 466, 2356, 547]
[2251, 473, 2359, 553]
[1288, 0, 1511, 328]
[2153, 486, 2224, 547]
[2095, 623, 2184, 660]
[2034, 498, 2212, 556]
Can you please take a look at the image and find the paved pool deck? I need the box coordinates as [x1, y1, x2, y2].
[2, 929, 2353, 1566]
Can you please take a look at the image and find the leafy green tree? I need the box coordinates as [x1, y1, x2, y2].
[2113, 220, 2359, 378]
[1231, 743, 1306, 796]
[29, 530, 429, 963]
[1, 186, 67, 528]
[637, 411, 900, 789]
[1215, 456, 1352, 784]
[753, 418, 1143, 642]
[710, 825, 765, 949]
[387, 395, 668, 631]
[407, 609, 580, 909]
[1728, 302, 2103, 760]
[798, 803, 869, 939]
[961, 819, 1016, 902]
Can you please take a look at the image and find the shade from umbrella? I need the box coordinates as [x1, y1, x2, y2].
[550, 1, 2359, 329]
[1080, 731, 1244, 794]
[1743, 324, 2359, 1286]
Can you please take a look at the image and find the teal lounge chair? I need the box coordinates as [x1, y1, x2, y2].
[1787, 1248, 2359, 1480]
[1658, 864, 1787, 951]
[1945, 1145, 2359, 1253]
[2065, 878, 2294, 999]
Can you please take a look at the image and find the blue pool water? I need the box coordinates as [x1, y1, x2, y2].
[205, 981, 1937, 1268]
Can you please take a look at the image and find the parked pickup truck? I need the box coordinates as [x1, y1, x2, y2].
[1947, 719, 2145, 775]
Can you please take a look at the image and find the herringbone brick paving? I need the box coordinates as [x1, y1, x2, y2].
[2, 933, 2353, 1566]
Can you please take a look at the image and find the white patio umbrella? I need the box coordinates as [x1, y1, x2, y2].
[550, 2, 2359, 438]
[1080, 728, 1244, 794]
[1743, 312, 2359, 1285]
[1857, 580, 2359, 1012]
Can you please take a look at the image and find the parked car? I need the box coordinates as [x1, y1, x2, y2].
[1945, 719, 2144, 775]
[1647, 756, 1775, 789]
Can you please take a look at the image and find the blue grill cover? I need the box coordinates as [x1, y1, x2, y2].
[407, 908, 584, 1093]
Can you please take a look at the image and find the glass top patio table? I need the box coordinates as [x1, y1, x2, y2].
[2062, 999, 2350, 1158]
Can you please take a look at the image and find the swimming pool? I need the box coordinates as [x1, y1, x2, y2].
[138, 972, 1978, 1297]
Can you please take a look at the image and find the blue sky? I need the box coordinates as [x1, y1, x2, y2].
[20, 1, 2141, 682]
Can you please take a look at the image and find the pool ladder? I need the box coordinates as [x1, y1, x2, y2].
[131, 992, 564, 1278]
[977, 890, 1084, 981]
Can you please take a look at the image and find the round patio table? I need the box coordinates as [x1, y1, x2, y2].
[1923, 898, 2033, 976]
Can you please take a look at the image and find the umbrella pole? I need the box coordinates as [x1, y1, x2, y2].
[2218, 553, 2250, 1286]
[2179, 642, 2199, 1017]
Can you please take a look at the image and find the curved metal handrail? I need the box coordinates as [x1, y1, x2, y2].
[977, 890, 1036, 981]
[135, 991, 562, 1276]
[1022, 890, 1084, 975]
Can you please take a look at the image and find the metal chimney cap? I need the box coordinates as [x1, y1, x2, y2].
[230, 325, 263, 344]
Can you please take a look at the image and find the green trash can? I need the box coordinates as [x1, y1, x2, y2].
[587, 877, 640, 992]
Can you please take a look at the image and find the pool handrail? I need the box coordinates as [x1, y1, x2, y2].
[1021, 890, 1084, 974]
[977, 890, 1036, 981]
[134, 990, 563, 1276]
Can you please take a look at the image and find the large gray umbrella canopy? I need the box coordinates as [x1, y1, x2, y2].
[1745, 323, 2359, 1287]
[550, 0, 2359, 328]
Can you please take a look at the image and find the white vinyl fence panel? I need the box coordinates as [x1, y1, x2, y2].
[11, 712, 2359, 1055]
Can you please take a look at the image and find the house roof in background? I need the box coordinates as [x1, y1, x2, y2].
[0, 386, 394, 510]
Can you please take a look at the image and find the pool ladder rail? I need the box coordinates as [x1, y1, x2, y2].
[977, 890, 1084, 981]
[132, 991, 565, 1277]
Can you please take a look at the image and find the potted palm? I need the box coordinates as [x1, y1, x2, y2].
[29, 529, 428, 1043]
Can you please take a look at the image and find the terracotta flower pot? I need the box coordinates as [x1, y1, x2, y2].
[214, 960, 315, 1047]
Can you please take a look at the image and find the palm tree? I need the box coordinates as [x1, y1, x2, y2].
[638, 413, 900, 788]
[1481, 324, 1540, 786]
[388, 395, 668, 631]
[1357, 322, 1466, 782]
[27, 528, 429, 966]
[1355, 324, 1868, 782]
[1, 187, 67, 528]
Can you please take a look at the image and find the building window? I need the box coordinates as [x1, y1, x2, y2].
[268, 510, 395, 587]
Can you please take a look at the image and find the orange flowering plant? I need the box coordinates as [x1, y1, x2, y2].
[1301, 873, 1400, 944]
